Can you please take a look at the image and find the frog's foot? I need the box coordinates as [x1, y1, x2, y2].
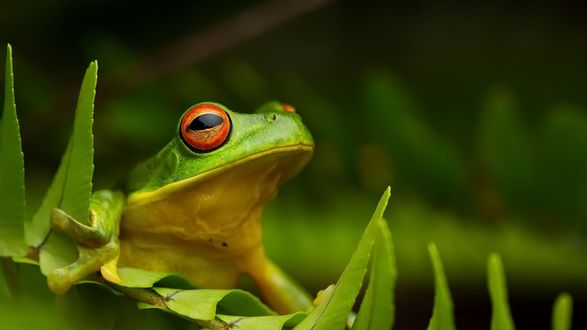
[312, 284, 335, 306]
[47, 206, 121, 294]
[47, 241, 120, 294]
[100, 254, 121, 284]
[247, 254, 314, 314]
[51, 208, 109, 247]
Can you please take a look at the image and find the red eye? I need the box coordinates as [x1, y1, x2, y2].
[180, 103, 232, 152]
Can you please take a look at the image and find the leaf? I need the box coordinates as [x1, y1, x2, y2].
[38, 61, 98, 273]
[363, 71, 466, 201]
[477, 88, 535, 212]
[117, 267, 193, 289]
[426, 242, 456, 330]
[538, 107, 587, 226]
[39, 231, 77, 275]
[26, 142, 71, 246]
[353, 217, 396, 330]
[59, 61, 97, 223]
[0, 44, 27, 257]
[11, 256, 39, 265]
[76, 280, 124, 296]
[153, 288, 274, 321]
[551, 293, 573, 330]
[296, 187, 391, 330]
[218, 312, 306, 330]
[488, 253, 516, 330]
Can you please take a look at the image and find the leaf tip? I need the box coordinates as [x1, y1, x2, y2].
[553, 291, 573, 312]
[376, 186, 391, 214]
[427, 242, 438, 255]
[86, 60, 98, 77]
[552, 292, 573, 330]
[383, 186, 391, 200]
[4, 43, 13, 76]
[488, 253, 502, 270]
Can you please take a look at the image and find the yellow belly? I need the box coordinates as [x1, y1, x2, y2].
[118, 155, 288, 288]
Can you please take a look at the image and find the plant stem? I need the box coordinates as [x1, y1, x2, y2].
[111, 283, 230, 330]
[18, 250, 231, 330]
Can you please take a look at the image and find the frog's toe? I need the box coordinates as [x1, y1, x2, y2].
[100, 255, 121, 284]
[50, 208, 70, 231]
[313, 284, 335, 306]
[47, 268, 74, 295]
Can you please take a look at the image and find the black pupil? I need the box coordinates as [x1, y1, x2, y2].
[189, 113, 223, 130]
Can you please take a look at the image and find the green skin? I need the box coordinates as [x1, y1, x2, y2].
[47, 101, 315, 314]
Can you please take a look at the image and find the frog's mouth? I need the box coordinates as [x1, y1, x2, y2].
[127, 143, 313, 206]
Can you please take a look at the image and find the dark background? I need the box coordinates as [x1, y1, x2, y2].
[2, 0, 586, 328]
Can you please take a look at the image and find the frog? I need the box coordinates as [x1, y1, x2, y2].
[46, 101, 315, 314]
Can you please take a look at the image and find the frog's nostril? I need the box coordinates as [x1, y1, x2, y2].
[267, 113, 277, 122]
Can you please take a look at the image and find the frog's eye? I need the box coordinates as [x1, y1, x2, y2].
[180, 103, 232, 152]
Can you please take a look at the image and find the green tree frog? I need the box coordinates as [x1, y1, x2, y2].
[47, 101, 314, 314]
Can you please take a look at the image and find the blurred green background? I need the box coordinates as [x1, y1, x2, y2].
[1, 0, 586, 328]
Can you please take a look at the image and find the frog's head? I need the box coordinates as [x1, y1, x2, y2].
[125, 101, 313, 205]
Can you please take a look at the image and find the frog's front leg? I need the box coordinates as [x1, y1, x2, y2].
[47, 190, 125, 294]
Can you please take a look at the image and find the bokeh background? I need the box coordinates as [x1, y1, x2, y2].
[2, 0, 586, 328]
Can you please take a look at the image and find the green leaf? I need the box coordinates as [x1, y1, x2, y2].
[153, 288, 274, 321]
[218, 312, 306, 330]
[478, 88, 535, 212]
[117, 267, 193, 289]
[31, 61, 96, 246]
[539, 107, 587, 226]
[488, 254, 516, 330]
[76, 280, 124, 296]
[296, 187, 391, 330]
[26, 142, 71, 246]
[39, 231, 77, 275]
[552, 293, 573, 330]
[60, 61, 97, 223]
[363, 71, 466, 201]
[353, 217, 396, 330]
[37, 61, 97, 274]
[12, 255, 39, 265]
[118, 268, 177, 288]
[0, 44, 27, 257]
[426, 242, 456, 330]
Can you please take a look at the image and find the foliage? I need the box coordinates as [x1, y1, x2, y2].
[0, 46, 578, 329]
[488, 254, 516, 330]
[426, 243, 455, 330]
[0, 44, 27, 257]
[552, 293, 573, 330]
[37, 61, 97, 275]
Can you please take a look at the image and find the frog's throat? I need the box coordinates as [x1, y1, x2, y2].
[126, 143, 313, 206]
